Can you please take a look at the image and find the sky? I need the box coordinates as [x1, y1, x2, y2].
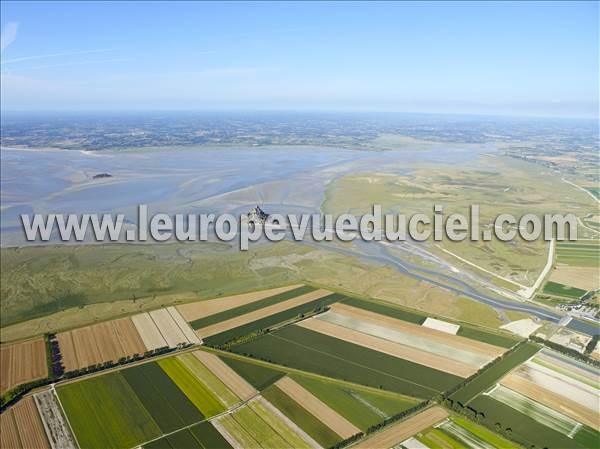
[0, 1, 598, 118]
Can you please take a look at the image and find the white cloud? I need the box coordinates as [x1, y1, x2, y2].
[1, 22, 19, 53]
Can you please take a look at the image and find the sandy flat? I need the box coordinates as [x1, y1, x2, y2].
[167, 307, 202, 344]
[131, 312, 168, 350]
[352, 406, 448, 449]
[298, 318, 475, 377]
[177, 285, 305, 322]
[149, 308, 188, 347]
[197, 289, 332, 338]
[501, 374, 599, 429]
[193, 351, 257, 400]
[275, 376, 360, 439]
[330, 303, 504, 357]
[0, 338, 48, 394]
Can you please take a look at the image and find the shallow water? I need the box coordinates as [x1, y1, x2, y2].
[1, 144, 487, 245]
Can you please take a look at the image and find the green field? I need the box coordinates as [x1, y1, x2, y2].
[144, 421, 233, 449]
[262, 385, 342, 448]
[233, 325, 461, 397]
[179, 353, 240, 406]
[204, 293, 344, 346]
[122, 362, 204, 433]
[419, 427, 466, 449]
[248, 397, 315, 449]
[229, 406, 290, 449]
[190, 285, 316, 330]
[221, 355, 285, 390]
[455, 326, 519, 349]
[341, 297, 426, 324]
[158, 357, 226, 417]
[450, 342, 540, 404]
[57, 372, 161, 449]
[542, 281, 587, 299]
[291, 373, 418, 430]
[556, 241, 600, 267]
[449, 416, 518, 448]
[469, 396, 591, 449]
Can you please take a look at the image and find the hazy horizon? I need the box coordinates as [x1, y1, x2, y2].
[1, 1, 598, 119]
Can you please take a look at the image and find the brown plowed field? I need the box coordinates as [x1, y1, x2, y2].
[352, 406, 448, 449]
[275, 376, 360, 439]
[176, 285, 304, 322]
[0, 396, 50, 449]
[56, 317, 146, 371]
[197, 289, 332, 338]
[0, 338, 48, 394]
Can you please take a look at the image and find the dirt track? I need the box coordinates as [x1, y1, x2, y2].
[275, 376, 360, 439]
[177, 285, 304, 322]
[0, 338, 48, 394]
[297, 318, 475, 377]
[197, 289, 332, 338]
[351, 406, 448, 449]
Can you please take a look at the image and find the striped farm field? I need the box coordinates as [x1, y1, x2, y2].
[189, 285, 316, 330]
[500, 358, 599, 428]
[262, 385, 342, 448]
[0, 338, 48, 394]
[131, 308, 200, 351]
[352, 406, 448, 449]
[275, 376, 360, 439]
[556, 240, 600, 267]
[469, 395, 592, 449]
[487, 384, 599, 445]
[158, 357, 226, 417]
[0, 395, 50, 449]
[300, 313, 478, 377]
[193, 350, 258, 400]
[121, 361, 204, 433]
[434, 416, 517, 449]
[213, 395, 321, 449]
[221, 355, 284, 391]
[542, 281, 587, 299]
[200, 289, 338, 345]
[177, 284, 305, 322]
[290, 373, 419, 431]
[178, 352, 240, 407]
[57, 372, 161, 449]
[449, 342, 540, 405]
[233, 325, 461, 397]
[144, 421, 233, 449]
[340, 297, 518, 348]
[56, 317, 146, 371]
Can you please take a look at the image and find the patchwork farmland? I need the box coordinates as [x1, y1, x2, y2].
[449, 346, 600, 449]
[57, 307, 200, 372]
[232, 298, 515, 398]
[0, 338, 48, 394]
[1, 285, 596, 449]
[545, 239, 600, 301]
